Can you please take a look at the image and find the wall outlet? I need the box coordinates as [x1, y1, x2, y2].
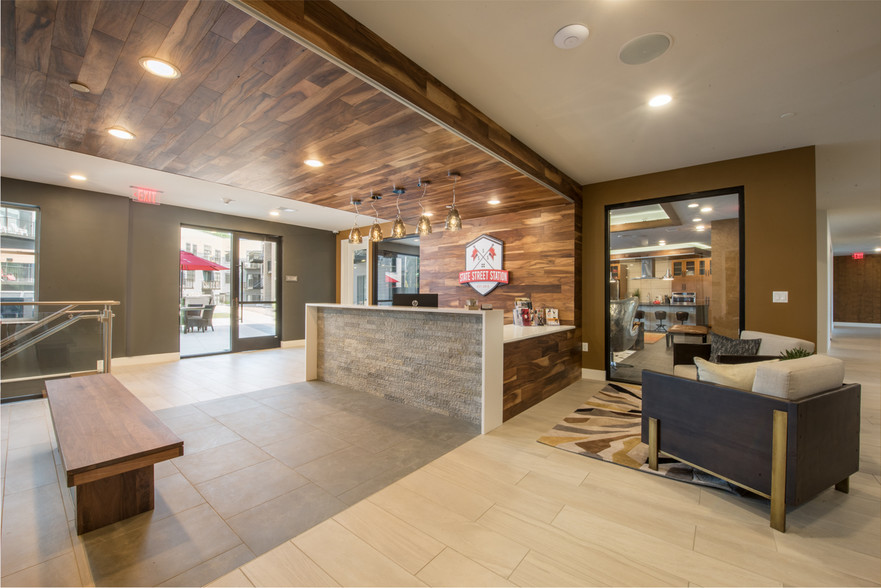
[285, 275, 298, 282]
[772, 291, 788, 303]
[582, 342, 589, 352]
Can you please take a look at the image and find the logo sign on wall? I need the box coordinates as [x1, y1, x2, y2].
[459, 234, 509, 296]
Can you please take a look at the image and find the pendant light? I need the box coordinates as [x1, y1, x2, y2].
[416, 179, 432, 236]
[348, 199, 362, 244]
[369, 193, 383, 243]
[445, 172, 462, 231]
[391, 186, 407, 238]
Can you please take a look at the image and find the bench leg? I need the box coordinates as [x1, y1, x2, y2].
[648, 417, 659, 471]
[770, 410, 787, 532]
[75, 466, 154, 534]
[835, 477, 850, 494]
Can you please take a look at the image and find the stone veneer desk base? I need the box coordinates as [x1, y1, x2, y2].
[307, 304, 504, 433]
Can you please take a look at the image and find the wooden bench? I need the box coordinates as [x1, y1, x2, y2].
[665, 324, 709, 347]
[45, 374, 184, 534]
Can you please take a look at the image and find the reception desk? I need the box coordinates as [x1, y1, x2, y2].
[306, 304, 578, 433]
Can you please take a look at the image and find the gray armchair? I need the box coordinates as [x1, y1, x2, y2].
[609, 297, 639, 365]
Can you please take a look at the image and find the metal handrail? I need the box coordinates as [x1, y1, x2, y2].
[0, 301, 120, 374]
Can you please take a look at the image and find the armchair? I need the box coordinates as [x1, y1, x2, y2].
[641, 355, 860, 532]
[609, 297, 639, 366]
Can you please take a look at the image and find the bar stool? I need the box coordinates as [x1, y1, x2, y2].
[634, 309, 645, 327]
[654, 310, 667, 332]
[676, 311, 689, 325]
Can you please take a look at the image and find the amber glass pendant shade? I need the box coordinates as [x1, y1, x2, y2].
[445, 206, 462, 231]
[349, 226, 362, 244]
[417, 214, 432, 236]
[391, 215, 407, 238]
[369, 222, 383, 242]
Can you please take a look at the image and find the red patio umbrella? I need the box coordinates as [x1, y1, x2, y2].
[180, 250, 228, 271]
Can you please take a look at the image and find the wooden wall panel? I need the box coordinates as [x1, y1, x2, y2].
[503, 329, 580, 421]
[419, 204, 576, 325]
[833, 254, 881, 323]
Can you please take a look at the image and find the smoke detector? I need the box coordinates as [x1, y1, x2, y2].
[553, 24, 589, 50]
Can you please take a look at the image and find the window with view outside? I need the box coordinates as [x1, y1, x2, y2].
[0, 204, 38, 318]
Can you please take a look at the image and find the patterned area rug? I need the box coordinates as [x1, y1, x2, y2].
[538, 382, 738, 493]
[643, 332, 666, 344]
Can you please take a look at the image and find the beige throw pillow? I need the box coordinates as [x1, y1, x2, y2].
[694, 357, 780, 390]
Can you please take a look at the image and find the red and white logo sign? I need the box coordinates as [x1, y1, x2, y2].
[459, 234, 509, 296]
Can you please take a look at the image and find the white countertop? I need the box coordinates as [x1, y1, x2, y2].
[503, 324, 575, 343]
[307, 303, 503, 316]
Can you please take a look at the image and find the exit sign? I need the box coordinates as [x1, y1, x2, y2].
[852, 252, 864, 260]
[131, 186, 161, 205]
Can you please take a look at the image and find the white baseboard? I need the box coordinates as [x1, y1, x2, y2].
[281, 339, 306, 348]
[833, 322, 881, 328]
[581, 368, 606, 381]
[102, 352, 180, 369]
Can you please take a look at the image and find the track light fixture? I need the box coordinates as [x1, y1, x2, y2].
[349, 199, 362, 244]
[416, 179, 432, 236]
[369, 193, 383, 243]
[391, 186, 407, 238]
[445, 172, 462, 231]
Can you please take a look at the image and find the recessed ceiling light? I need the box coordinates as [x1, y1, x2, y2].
[780, 112, 796, 119]
[222, 198, 234, 205]
[695, 225, 706, 231]
[279, 207, 296, 213]
[69, 174, 87, 181]
[875, 247, 881, 252]
[700, 206, 713, 213]
[423, 212, 433, 217]
[688, 203, 699, 208]
[269, 210, 280, 217]
[69, 81, 90, 93]
[488, 199, 501, 205]
[304, 159, 324, 167]
[553, 24, 589, 50]
[658, 240, 666, 245]
[139, 57, 181, 79]
[693, 217, 702, 222]
[107, 127, 135, 140]
[648, 94, 672, 108]
[619, 33, 672, 65]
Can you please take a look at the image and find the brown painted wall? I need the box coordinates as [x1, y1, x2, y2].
[833, 254, 881, 323]
[582, 147, 817, 370]
[419, 204, 576, 325]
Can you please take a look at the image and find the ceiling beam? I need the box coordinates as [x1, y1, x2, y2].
[235, 0, 582, 204]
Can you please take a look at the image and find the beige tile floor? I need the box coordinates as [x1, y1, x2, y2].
[209, 326, 880, 588]
[1, 327, 879, 587]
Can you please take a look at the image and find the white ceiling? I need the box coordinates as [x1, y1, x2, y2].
[0, 138, 359, 232]
[334, 0, 881, 255]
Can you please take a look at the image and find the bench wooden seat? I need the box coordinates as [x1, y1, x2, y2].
[45, 374, 184, 534]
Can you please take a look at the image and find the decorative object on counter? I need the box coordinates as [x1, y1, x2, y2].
[459, 234, 509, 295]
[481, 303, 493, 310]
[391, 186, 407, 238]
[545, 308, 560, 326]
[514, 298, 533, 326]
[416, 179, 432, 236]
[534, 308, 547, 326]
[445, 171, 462, 231]
[465, 298, 479, 310]
[348, 198, 363, 243]
[369, 192, 383, 242]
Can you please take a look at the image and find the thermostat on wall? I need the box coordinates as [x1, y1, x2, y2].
[285, 275, 298, 282]
[772, 291, 788, 303]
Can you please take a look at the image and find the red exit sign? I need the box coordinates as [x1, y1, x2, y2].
[852, 252, 864, 260]
[131, 186, 161, 205]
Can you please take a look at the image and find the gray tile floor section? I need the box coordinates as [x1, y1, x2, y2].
[0, 380, 479, 587]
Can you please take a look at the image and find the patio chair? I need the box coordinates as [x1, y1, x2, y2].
[194, 305, 216, 332]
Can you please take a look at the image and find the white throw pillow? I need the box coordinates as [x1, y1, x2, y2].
[694, 357, 780, 390]
[752, 355, 845, 400]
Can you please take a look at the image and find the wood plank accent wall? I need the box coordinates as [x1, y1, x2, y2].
[419, 205, 576, 325]
[833, 254, 881, 323]
[503, 329, 580, 421]
[238, 0, 582, 203]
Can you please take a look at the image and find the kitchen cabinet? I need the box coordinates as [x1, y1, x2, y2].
[673, 257, 711, 277]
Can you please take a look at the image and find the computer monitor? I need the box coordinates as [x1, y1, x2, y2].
[392, 293, 439, 308]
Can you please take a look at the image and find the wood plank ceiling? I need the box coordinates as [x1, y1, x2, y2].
[1, 0, 573, 225]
